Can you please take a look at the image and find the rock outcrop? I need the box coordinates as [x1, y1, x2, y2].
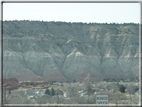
[3, 21, 139, 82]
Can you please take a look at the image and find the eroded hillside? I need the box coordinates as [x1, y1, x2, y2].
[3, 21, 139, 82]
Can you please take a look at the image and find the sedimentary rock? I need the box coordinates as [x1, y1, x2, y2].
[3, 21, 139, 82]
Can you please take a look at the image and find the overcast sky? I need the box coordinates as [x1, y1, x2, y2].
[3, 3, 140, 23]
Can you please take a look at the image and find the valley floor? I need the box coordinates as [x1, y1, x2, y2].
[1, 81, 141, 106]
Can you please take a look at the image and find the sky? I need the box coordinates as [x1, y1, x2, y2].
[3, 3, 140, 23]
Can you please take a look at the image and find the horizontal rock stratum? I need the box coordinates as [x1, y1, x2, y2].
[3, 21, 139, 82]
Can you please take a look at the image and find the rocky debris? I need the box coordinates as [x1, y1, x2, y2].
[3, 78, 20, 90]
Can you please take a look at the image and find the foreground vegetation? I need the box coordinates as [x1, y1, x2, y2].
[3, 80, 140, 106]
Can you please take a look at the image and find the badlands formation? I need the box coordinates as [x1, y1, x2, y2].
[3, 21, 139, 82]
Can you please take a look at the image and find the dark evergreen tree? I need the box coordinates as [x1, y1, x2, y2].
[73, 79, 76, 82]
[45, 88, 50, 95]
[119, 85, 125, 93]
[51, 88, 55, 96]
[9, 90, 11, 94]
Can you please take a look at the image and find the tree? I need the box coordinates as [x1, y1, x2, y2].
[73, 79, 76, 82]
[32, 83, 36, 87]
[51, 88, 55, 96]
[84, 82, 91, 90]
[119, 85, 125, 93]
[104, 78, 110, 82]
[84, 82, 92, 96]
[45, 88, 50, 95]
[9, 90, 11, 94]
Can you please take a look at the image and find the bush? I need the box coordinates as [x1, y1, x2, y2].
[33, 83, 36, 87]
[29, 82, 36, 86]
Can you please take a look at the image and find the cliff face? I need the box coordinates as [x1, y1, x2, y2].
[3, 21, 139, 82]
